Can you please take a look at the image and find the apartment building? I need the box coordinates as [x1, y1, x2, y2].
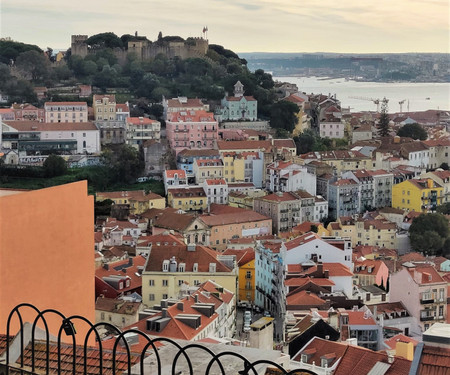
[44, 101, 88, 123]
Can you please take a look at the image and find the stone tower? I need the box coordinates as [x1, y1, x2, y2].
[234, 81, 244, 98]
[71, 35, 88, 57]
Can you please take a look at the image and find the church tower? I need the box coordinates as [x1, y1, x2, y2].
[234, 81, 244, 98]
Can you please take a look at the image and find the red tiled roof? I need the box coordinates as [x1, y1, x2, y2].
[19, 340, 140, 375]
[97, 190, 163, 201]
[226, 95, 256, 102]
[95, 256, 146, 293]
[292, 337, 346, 366]
[292, 221, 321, 234]
[167, 98, 205, 108]
[165, 170, 186, 179]
[205, 178, 227, 185]
[167, 110, 216, 123]
[407, 265, 445, 284]
[4, 121, 97, 131]
[144, 244, 231, 273]
[137, 233, 185, 247]
[417, 345, 450, 375]
[273, 139, 296, 149]
[259, 192, 298, 202]
[354, 259, 386, 275]
[44, 101, 87, 107]
[195, 158, 223, 167]
[200, 204, 270, 226]
[95, 297, 140, 315]
[285, 232, 320, 250]
[126, 280, 232, 341]
[384, 334, 418, 350]
[286, 290, 327, 306]
[127, 117, 158, 125]
[346, 311, 377, 326]
[217, 140, 272, 151]
[222, 248, 255, 266]
[167, 187, 206, 198]
[334, 344, 411, 375]
[331, 178, 358, 186]
[93, 94, 116, 102]
[302, 263, 354, 277]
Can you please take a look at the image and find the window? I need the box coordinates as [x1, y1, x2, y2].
[101, 312, 105, 320]
[178, 280, 184, 286]
[149, 280, 154, 286]
[162, 280, 168, 286]
[162, 294, 168, 299]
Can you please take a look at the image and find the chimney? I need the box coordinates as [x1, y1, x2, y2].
[162, 308, 168, 318]
[317, 262, 323, 276]
[177, 302, 184, 311]
[324, 270, 329, 278]
[103, 264, 109, 270]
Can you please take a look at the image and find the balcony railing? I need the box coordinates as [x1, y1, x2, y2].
[420, 297, 435, 304]
[420, 315, 435, 321]
[3, 303, 314, 375]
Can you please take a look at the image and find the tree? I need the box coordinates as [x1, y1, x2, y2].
[43, 155, 67, 177]
[397, 123, 427, 140]
[409, 213, 449, 255]
[85, 32, 123, 49]
[101, 145, 144, 184]
[15, 50, 50, 81]
[378, 99, 390, 137]
[294, 130, 316, 154]
[270, 100, 299, 132]
[437, 202, 450, 215]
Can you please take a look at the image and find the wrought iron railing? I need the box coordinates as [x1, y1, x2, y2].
[1, 303, 318, 375]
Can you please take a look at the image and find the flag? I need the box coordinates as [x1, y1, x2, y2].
[203, 27, 206, 33]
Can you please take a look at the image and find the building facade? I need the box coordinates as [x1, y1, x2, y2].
[44, 101, 88, 123]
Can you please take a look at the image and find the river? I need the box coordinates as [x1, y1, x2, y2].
[275, 76, 450, 113]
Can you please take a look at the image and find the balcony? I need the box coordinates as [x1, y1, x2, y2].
[420, 315, 435, 321]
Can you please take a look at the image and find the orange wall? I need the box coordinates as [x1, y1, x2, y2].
[0, 181, 95, 341]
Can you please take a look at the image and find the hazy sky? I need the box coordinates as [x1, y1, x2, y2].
[1, 0, 449, 53]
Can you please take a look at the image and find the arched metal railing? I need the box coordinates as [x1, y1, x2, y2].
[3, 303, 318, 375]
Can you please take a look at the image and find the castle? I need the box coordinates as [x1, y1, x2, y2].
[70, 34, 209, 64]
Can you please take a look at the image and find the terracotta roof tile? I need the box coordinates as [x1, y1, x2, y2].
[144, 244, 231, 273]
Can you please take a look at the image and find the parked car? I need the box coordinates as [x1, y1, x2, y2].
[264, 311, 271, 317]
[243, 323, 251, 332]
[136, 176, 149, 183]
[244, 310, 252, 324]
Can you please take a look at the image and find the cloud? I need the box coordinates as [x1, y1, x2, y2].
[1, 0, 448, 52]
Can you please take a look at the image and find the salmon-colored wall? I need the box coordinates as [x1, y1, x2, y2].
[0, 181, 95, 340]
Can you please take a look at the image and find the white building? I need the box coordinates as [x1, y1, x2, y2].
[202, 178, 229, 206]
[126, 117, 161, 147]
[1, 121, 100, 155]
[163, 170, 188, 195]
[320, 121, 345, 139]
[266, 161, 316, 196]
[314, 196, 328, 222]
[283, 232, 352, 269]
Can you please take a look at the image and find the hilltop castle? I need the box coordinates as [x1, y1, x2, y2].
[70, 34, 208, 64]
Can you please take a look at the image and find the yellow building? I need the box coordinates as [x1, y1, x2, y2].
[392, 178, 444, 213]
[222, 154, 244, 182]
[167, 187, 207, 211]
[223, 248, 255, 304]
[142, 243, 238, 306]
[193, 158, 224, 184]
[96, 190, 165, 214]
[300, 150, 372, 174]
[355, 219, 397, 248]
[93, 94, 116, 121]
[327, 216, 357, 246]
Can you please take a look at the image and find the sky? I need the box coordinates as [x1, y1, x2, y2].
[1, 0, 449, 53]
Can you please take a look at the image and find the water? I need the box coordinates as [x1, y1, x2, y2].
[275, 76, 450, 113]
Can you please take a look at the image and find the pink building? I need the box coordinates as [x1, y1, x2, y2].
[166, 110, 218, 154]
[390, 263, 447, 331]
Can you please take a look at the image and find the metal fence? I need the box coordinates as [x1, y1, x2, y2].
[2, 303, 318, 375]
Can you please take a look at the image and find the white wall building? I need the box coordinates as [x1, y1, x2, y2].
[320, 121, 345, 139]
[283, 232, 353, 269]
[202, 178, 229, 206]
[266, 161, 316, 196]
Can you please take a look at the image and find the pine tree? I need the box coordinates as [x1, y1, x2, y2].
[378, 98, 390, 137]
